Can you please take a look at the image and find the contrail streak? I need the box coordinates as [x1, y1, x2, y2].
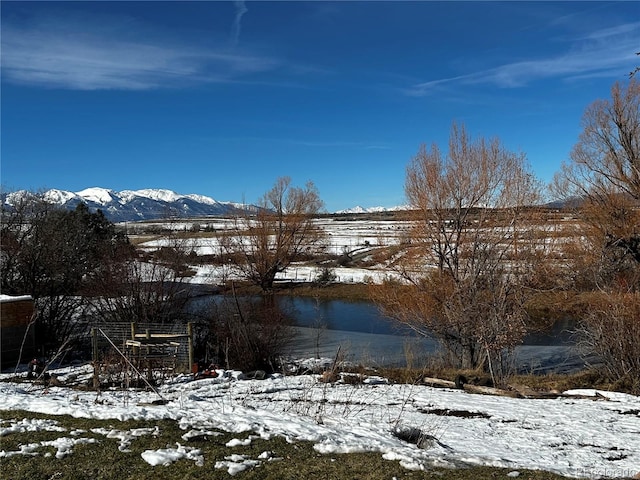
[231, 1, 248, 47]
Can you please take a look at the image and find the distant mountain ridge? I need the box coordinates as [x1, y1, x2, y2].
[2, 187, 580, 222]
[3, 187, 252, 222]
[335, 205, 411, 214]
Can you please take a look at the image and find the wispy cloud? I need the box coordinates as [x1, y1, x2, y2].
[407, 22, 640, 96]
[1, 11, 278, 90]
[230, 1, 248, 47]
[572, 21, 640, 42]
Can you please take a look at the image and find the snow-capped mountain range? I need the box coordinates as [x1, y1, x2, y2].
[3, 187, 253, 223]
[335, 205, 410, 214]
[3, 187, 409, 222]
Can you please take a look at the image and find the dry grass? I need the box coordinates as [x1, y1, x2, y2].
[0, 409, 578, 480]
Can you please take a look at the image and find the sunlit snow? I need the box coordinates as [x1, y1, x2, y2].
[1, 364, 638, 479]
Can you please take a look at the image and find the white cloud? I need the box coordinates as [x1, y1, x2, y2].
[575, 21, 640, 41]
[408, 22, 640, 96]
[1, 13, 279, 90]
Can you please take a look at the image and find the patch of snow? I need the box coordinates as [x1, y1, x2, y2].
[226, 437, 252, 447]
[181, 428, 222, 441]
[122, 189, 182, 203]
[0, 436, 97, 459]
[0, 418, 66, 436]
[335, 205, 413, 214]
[91, 426, 159, 452]
[141, 443, 204, 467]
[183, 193, 219, 205]
[118, 189, 218, 206]
[215, 454, 261, 476]
[0, 294, 33, 303]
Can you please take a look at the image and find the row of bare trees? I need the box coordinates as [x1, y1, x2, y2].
[2, 79, 637, 384]
[0, 182, 319, 369]
[1, 196, 132, 351]
[1, 194, 199, 357]
[214, 79, 637, 386]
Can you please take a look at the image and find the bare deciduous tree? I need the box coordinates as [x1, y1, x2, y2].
[377, 123, 543, 380]
[559, 79, 639, 200]
[85, 220, 196, 325]
[554, 79, 640, 288]
[204, 294, 294, 372]
[553, 80, 640, 387]
[223, 177, 325, 292]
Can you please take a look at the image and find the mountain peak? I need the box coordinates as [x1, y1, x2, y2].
[75, 187, 117, 205]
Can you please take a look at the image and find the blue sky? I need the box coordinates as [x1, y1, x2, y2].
[1, 1, 638, 212]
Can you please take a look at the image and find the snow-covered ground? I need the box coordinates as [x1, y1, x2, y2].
[1, 364, 638, 479]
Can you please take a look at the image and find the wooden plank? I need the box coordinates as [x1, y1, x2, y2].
[133, 333, 188, 339]
[422, 377, 456, 388]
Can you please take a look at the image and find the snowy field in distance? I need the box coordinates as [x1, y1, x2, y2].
[129, 215, 577, 286]
[131, 217, 414, 285]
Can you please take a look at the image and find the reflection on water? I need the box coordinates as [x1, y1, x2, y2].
[275, 296, 402, 335]
[195, 294, 584, 373]
[279, 297, 584, 372]
[284, 327, 585, 374]
[276, 296, 575, 345]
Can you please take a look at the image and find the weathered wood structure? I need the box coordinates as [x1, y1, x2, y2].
[1, 295, 35, 370]
[91, 322, 193, 388]
[125, 326, 191, 383]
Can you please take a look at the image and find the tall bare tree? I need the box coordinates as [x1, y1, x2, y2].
[563, 79, 639, 200]
[553, 80, 640, 389]
[554, 79, 640, 288]
[223, 177, 325, 292]
[378, 123, 543, 379]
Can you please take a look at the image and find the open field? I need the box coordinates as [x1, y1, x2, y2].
[123, 209, 582, 287]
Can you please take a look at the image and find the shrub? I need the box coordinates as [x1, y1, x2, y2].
[576, 292, 640, 393]
[315, 266, 337, 286]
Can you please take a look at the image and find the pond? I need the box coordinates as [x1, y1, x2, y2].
[274, 296, 583, 373]
[194, 294, 585, 373]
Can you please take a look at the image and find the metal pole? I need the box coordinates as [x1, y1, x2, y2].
[187, 322, 194, 374]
